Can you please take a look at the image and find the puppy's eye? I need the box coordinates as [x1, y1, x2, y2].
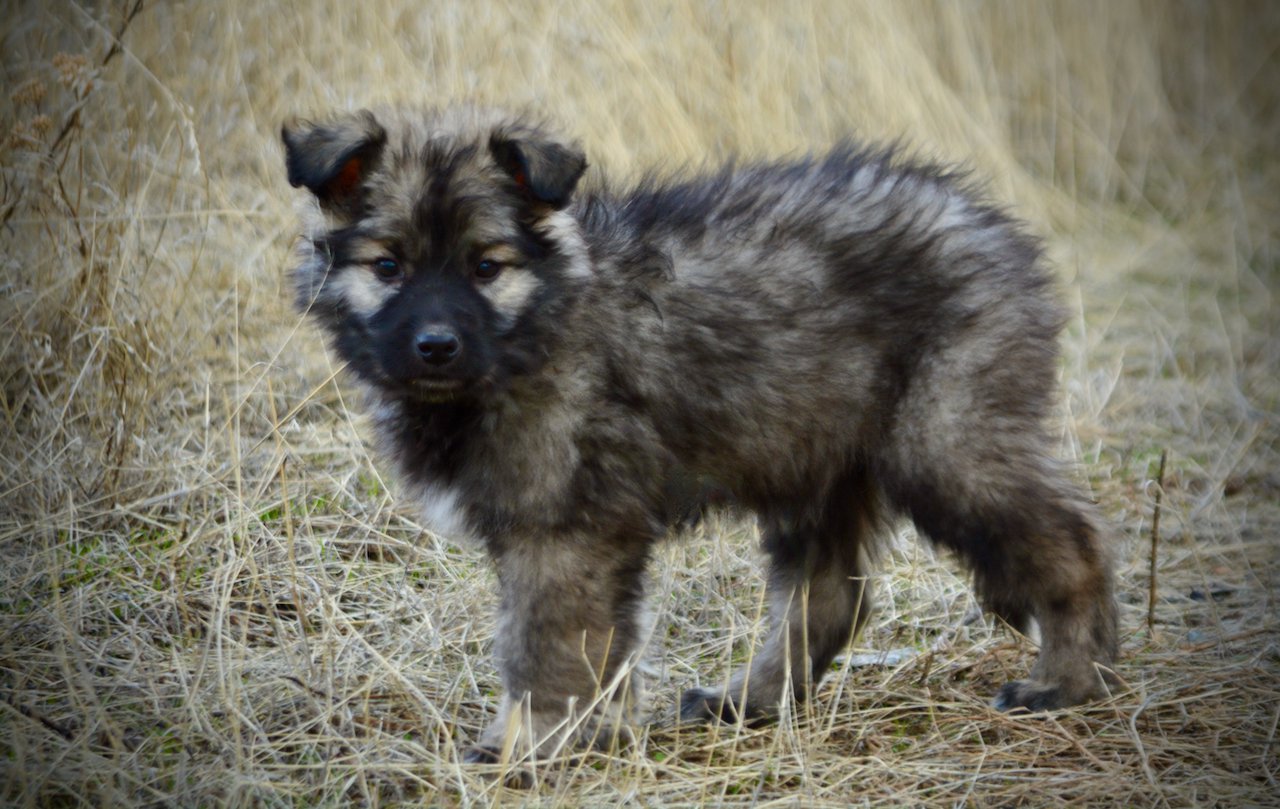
[372, 257, 401, 281]
[475, 259, 503, 282]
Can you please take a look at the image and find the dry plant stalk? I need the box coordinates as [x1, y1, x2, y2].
[1147, 449, 1167, 637]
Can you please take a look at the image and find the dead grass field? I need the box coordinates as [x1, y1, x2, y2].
[1, 1, 1277, 806]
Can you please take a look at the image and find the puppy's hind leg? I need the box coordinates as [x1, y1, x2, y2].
[885, 454, 1118, 711]
[880, 305, 1120, 711]
[680, 468, 878, 724]
[989, 487, 1119, 711]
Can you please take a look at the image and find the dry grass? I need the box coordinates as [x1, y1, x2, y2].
[2, 1, 1277, 806]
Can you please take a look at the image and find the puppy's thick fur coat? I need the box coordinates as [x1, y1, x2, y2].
[282, 106, 1118, 761]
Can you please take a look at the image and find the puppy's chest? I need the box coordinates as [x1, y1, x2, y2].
[392, 397, 590, 541]
[412, 478, 478, 542]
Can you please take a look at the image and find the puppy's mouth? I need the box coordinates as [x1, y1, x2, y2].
[405, 377, 469, 404]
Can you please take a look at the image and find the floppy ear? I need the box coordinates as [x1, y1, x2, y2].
[281, 110, 387, 213]
[489, 129, 587, 209]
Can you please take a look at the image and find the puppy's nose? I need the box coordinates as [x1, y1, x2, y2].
[414, 330, 461, 366]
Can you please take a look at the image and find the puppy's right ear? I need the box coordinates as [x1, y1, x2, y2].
[282, 110, 387, 214]
[489, 129, 587, 210]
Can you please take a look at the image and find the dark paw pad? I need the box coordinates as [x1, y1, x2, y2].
[993, 680, 1066, 713]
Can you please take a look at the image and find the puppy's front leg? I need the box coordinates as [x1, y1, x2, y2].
[465, 534, 652, 764]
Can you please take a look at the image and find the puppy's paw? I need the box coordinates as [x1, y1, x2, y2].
[679, 687, 735, 724]
[678, 687, 774, 726]
[993, 679, 1069, 713]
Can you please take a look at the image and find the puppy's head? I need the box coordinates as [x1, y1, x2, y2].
[282, 107, 589, 404]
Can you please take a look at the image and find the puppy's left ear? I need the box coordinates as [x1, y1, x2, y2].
[489, 129, 587, 209]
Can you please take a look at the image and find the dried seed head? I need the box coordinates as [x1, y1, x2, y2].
[52, 52, 91, 89]
[10, 78, 47, 106]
